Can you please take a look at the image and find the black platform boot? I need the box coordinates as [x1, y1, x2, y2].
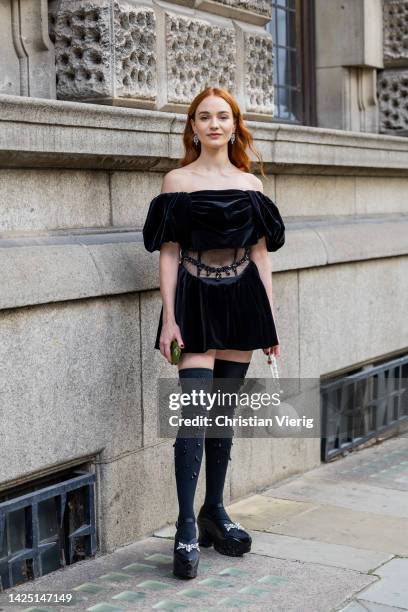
[197, 502, 252, 557]
[173, 517, 200, 579]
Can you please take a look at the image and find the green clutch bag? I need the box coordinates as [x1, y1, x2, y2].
[170, 339, 182, 365]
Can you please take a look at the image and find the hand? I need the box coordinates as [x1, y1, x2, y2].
[262, 344, 280, 359]
[160, 321, 184, 364]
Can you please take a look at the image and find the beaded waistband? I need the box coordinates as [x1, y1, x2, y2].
[180, 246, 251, 280]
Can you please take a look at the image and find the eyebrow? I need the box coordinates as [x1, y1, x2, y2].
[197, 110, 230, 115]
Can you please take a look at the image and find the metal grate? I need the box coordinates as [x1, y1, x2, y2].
[0, 470, 96, 590]
[321, 354, 408, 462]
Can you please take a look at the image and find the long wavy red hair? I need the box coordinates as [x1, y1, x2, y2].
[179, 87, 266, 178]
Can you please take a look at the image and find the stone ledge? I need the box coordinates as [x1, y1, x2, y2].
[1, 95, 408, 174]
[0, 215, 407, 310]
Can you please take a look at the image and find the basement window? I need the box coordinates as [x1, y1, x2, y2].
[0, 470, 96, 590]
[320, 353, 408, 462]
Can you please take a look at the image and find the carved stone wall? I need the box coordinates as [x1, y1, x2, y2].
[52, 0, 273, 118]
[244, 31, 273, 113]
[379, 0, 408, 134]
[165, 13, 236, 105]
[383, 0, 408, 63]
[54, 1, 156, 104]
[208, 0, 271, 17]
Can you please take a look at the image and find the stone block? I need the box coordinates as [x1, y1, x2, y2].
[111, 171, 161, 227]
[236, 22, 273, 118]
[276, 175, 356, 217]
[55, 0, 157, 105]
[378, 69, 408, 135]
[383, 0, 408, 64]
[0, 0, 21, 96]
[0, 169, 110, 231]
[315, 0, 383, 68]
[0, 0, 56, 98]
[198, 0, 272, 20]
[298, 257, 408, 378]
[355, 176, 408, 214]
[160, 7, 237, 110]
[0, 295, 142, 485]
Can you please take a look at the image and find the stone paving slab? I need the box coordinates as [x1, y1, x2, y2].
[263, 477, 408, 518]
[229, 496, 408, 556]
[249, 531, 392, 573]
[155, 516, 400, 578]
[340, 600, 408, 611]
[214, 494, 319, 531]
[298, 436, 408, 491]
[269, 505, 408, 557]
[353, 558, 408, 609]
[0, 534, 376, 612]
[154, 526, 391, 574]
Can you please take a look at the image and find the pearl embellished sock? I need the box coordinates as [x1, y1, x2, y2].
[203, 359, 250, 520]
[174, 367, 213, 541]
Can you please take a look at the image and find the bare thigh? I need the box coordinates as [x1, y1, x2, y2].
[215, 349, 253, 363]
[178, 349, 217, 371]
[178, 349, 253, 372]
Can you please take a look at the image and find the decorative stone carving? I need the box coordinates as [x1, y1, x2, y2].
[212, 0, 271, 17]
[53, 0, 274, 117]
[383, 0, 408, 63]
[244, 31, 273, 114]
[171, 0, 271, 24]
[378, 70, 408, 133]
[54, 0, 157, 104]
[165, 12, 236, 105]
[379, 1, 408, 134]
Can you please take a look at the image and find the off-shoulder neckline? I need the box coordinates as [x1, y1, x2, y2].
[159, 189, 264, 195]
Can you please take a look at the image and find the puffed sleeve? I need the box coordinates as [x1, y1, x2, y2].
[252, 191, 285, 252]
[142, 192, 188, 252]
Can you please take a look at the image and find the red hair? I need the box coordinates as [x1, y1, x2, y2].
[179, 87, 266, 178]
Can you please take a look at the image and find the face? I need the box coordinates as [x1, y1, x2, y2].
[191, 95, 235, 147]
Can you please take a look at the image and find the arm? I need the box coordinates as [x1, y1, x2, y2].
[249, 176, 281, 356]
[250, 237, 280, 357]
[250, 237, 276, 321]
[157, 173, 185, 362]
[159, 242, 180, 325]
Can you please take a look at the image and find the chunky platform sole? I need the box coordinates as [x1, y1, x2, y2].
[198, 523, 252, 557]
[173, 555, 199, 579]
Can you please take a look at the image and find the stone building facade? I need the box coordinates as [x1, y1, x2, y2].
[0, 0, 407, 572]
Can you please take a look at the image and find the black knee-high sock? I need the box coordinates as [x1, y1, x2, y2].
[204, 359, 250, 521]
[174, 367, 213, 540]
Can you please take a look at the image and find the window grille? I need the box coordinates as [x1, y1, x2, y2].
[0, 470, 96, 590]
[321, 354, 408, 462]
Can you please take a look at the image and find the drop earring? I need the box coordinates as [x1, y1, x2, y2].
[193, 133, 200, 147]
[230, 132, 236, 144]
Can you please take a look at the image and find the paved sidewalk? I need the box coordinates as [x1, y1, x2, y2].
[1, 433, 407, 612]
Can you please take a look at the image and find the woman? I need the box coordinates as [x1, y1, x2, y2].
[143, 87, 285, 579]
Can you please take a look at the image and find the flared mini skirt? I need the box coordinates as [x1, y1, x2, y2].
[154, 259, 279, 354]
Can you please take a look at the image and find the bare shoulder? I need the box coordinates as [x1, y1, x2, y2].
[161, 168, 191, 194]
[246, 173, 264, 192]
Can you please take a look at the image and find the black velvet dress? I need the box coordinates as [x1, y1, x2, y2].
[142, 189, 285, 353]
